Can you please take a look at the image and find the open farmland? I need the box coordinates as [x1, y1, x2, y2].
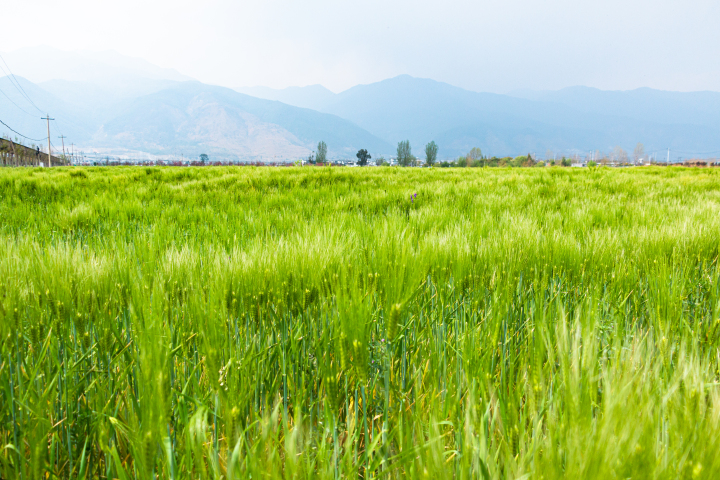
[1, 166, 720, 479]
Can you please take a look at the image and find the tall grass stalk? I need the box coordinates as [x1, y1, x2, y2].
[0, 166, 719, 478]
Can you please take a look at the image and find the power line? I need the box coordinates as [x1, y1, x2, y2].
[0, 83, 36, 117]
[51, 118, 66, 139]
[0, 54, 68, 152]
[0, 118, 46, 142]
[0, 52, 43, 114]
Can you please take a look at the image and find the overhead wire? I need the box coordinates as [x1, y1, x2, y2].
[0, 53, 71, 147]
[0, 83, 37, 117]
[52, 118, 66, 139]
[0, 52, 44, 114]
[0, 118, 47, 142]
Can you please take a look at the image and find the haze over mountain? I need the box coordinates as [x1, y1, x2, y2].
[272, 75, 720, 159]
[0, 48, 391, 161]
[0, 46, 191, 91]
[509, 86, 720, 130]
[234, 85, 336, 111]
[0, 76, 390, 161]
[89, 82, 391, 160]
[2, 48, 720, 162]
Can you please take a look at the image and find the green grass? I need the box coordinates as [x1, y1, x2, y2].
[1, 165, 720, 479]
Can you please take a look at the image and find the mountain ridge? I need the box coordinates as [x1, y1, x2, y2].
[0, 76, 391, 161]
[2, 46, 720, 161]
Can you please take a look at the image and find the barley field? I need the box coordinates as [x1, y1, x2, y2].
[1, 166, 720, 479]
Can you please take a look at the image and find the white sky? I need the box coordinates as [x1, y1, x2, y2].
[2, 0, 719, 93]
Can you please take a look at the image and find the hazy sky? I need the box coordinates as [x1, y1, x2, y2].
[3, 0, 720, 93]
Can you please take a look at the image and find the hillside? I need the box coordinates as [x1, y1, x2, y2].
[0, 77, 390, 161]
[234, 84, 336, 110]
[318, 75, 720, 159]
[3, 46, 720, 161]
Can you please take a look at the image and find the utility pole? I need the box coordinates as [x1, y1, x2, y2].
[58, 135, 67, 165]
[70, 143, 74, 165]
[667, 148, 670, 164]
[41, 115, 54, 167]
[8, 138, 17, 167]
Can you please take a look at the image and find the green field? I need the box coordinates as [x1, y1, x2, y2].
[1, 166, 720, 479]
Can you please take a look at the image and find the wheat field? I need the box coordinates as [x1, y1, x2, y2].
[1, 166, 719, 479]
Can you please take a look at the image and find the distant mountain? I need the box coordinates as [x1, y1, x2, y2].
[93, 82, 391, 160]
[234, 85, 336, 110]
[318, 75, 720, 159]
[3, 46, 720, 163]
[508, 86, 720, 129]
[0, 76, 390, 161]
[0, 76, 92, 145]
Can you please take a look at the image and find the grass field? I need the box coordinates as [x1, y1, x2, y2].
[1, 166, 720, 479]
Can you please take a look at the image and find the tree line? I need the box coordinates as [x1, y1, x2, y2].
[308, 140, 656, 167]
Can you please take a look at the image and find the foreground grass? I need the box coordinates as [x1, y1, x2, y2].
[1, 166, 720, 479]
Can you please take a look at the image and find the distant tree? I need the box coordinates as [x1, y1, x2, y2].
[316, 141, 328, 164]
[356, 149, 371, 166]
[307, 153, 315, 165]
[468, 147, 482, 162]
[376, 156, 389, 166]
[633, 143, 645, 164]
[424, 141, 438, 166]
[199, 153, 209, 164]
[613, 146, 628, 164]
[461, 147, 483, 167]
[561, 157, 572, 167]
[511, 156, 527, 167]
[397, 140, 413, 166]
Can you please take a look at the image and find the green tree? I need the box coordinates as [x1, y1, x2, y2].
[356, 149, 371, 166]
[512, 156, 527, 167]
[316, 141, 328, 164]
[424, 141, 438, 166]
[397, 140, 414, 166]
[199, 153, 209, 164]
[468, 147, 482, 162]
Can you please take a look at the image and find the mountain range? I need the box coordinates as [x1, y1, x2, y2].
[2, 46, 720, 162]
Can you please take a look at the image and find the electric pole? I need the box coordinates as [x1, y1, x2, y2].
[667, 148, 670, 164]
[58, 135, 67, 162]
[41, 115, 54, 167]
[70, 143, 74, 165]
[58, 135, 67, 165]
